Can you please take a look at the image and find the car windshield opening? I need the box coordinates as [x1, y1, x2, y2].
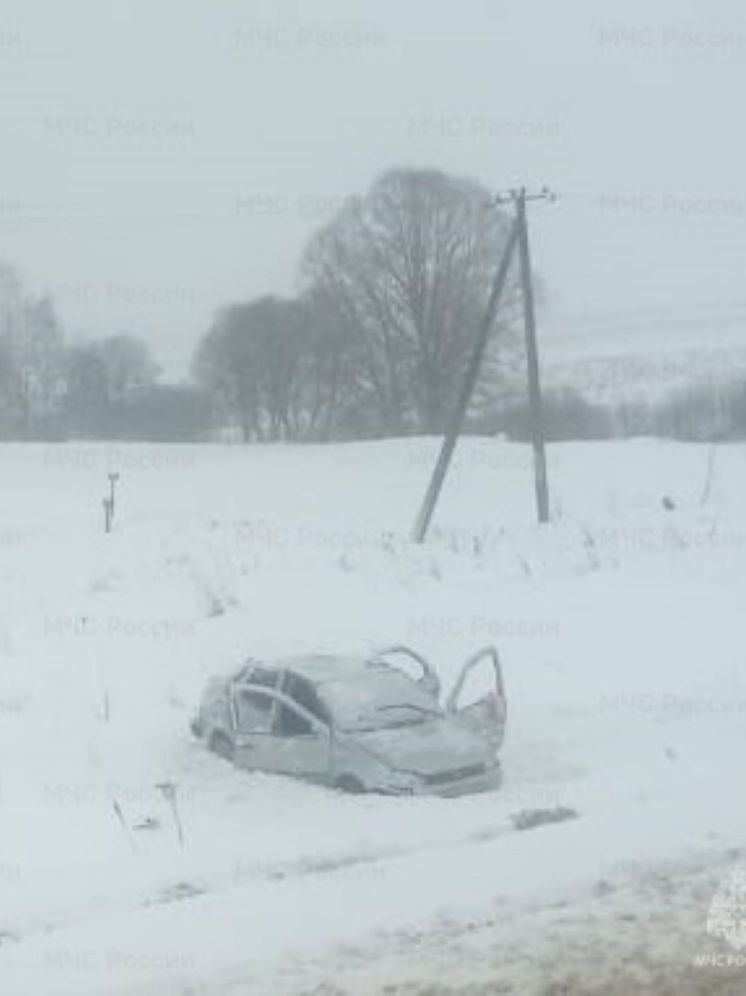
[322, 670, 443, 732]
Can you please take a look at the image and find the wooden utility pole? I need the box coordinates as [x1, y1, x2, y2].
[412, 219, 521, 543]
[411, 185, 554, 543]
[497, 187, 553, 523]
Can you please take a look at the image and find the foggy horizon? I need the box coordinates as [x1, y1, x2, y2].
[3, 0, 746, 379]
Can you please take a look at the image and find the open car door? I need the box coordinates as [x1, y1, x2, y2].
[445, 646, 506, 750]
[371, 645, 441, 701]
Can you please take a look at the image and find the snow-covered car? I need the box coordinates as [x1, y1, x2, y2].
[190, 646, 507, 797]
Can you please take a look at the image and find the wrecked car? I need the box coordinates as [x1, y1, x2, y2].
[190, 645, 506, 797]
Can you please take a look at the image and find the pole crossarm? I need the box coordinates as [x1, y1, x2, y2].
[493, 186, 557, 207]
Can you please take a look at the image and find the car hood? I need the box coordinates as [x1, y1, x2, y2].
[351, 717, 489, 776]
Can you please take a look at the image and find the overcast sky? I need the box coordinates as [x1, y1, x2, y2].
[1, 0, 746, 378]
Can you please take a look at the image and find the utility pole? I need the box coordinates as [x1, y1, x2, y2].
[412, 219, 520, 543]
[495, 187, 554, 523]
[411, 185, 555, 543]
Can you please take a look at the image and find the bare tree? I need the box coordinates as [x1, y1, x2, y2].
[193, 304, 262, 440]
[301, 168, 520, 435]
[0, 261, 66, 437]
[63, 334, 159, 437]
[95, 334, 159, 405]
[194, 296, 315, 441]
[296, 290, 362, 440]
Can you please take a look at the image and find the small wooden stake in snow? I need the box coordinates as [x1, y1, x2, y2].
[699, 444, 717, 507]
[108, 472, 120, 513]
[112, 800, 137, 852]
[157, 782, 185, 848]
[103, 497, 113, 533]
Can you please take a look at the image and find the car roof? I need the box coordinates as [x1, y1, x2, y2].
[249, 654, 385, 685]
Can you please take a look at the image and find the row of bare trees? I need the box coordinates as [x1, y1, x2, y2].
[0, 262, 181, 440]
[193, 168, 522, 440]
[0, 167, 524, 442]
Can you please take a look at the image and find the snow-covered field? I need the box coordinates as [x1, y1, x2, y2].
[1, 437, 746, 994]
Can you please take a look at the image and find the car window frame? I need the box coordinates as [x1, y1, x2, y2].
[281, 671, 333, 727]
[271, 694, 318, 738]
[231, 682, 279, 736]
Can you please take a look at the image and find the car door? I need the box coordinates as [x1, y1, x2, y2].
[231, 671, 333, 781]
[445, 646, 507, 750]
[263, 692, 333, 782]
[230, 683, 279, 770]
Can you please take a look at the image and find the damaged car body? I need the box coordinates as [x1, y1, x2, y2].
[190, 646, 507, 796]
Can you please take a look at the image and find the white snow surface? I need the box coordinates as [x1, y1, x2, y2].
[1, 438, 745, 994]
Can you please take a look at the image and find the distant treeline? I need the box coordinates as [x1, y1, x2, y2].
[1, 167, 745, 445]
[0, 261, 209, 442]
[495, 380, 746, 443]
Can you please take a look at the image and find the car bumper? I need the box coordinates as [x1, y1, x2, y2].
[377, 764, 502, 798]
[420, 762, 502, 797]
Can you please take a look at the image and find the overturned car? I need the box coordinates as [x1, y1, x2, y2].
[190, 646, 506, 797]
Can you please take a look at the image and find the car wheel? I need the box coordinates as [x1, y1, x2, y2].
[335, 775, 365, 794]
[209, 731, 235, 763]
